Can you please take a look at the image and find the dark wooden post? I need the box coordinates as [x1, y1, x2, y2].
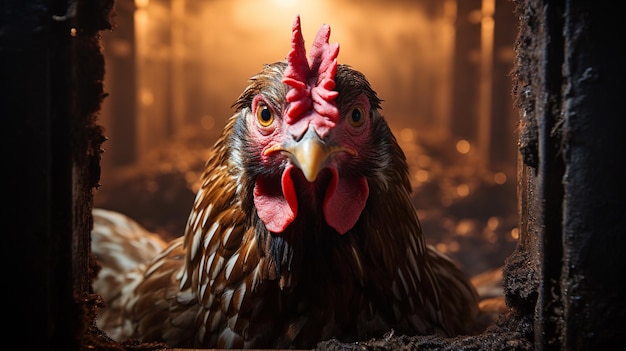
[514, 0, 626, 349]
[560, 1, 626, 349]
[1, 0, 111, 350]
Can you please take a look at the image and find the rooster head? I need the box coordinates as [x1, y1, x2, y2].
[237, 15, 380, 236]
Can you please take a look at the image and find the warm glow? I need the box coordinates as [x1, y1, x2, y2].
[140, 89, 154, 106]
[456, 139, 471, 154]
[135, 0, 150, 9]
[456, 220, 474, 236]
[400, 128, 416, 143]
[110, 40, 131, 57]
[457, 183, 470, 197]
[487, 216, 499, 230]
[510, 227, 520, 240]
[415, 169, 429, 182]
[494, 171, 507, 184]
[436, 243, 448, 253]
[134, 9, 148, 29]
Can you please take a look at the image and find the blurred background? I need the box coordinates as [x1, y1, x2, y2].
[95, 0, 519, 278]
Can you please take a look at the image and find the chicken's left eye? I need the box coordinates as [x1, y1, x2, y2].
[256, 105, 274, 127]
[349, 106, 365, 127]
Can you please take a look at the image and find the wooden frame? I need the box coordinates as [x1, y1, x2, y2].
[3, 1, 624, 350]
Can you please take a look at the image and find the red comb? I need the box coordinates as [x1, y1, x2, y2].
[283, 15, 339, 127]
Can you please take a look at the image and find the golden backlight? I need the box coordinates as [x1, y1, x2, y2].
[97, 0, 518, 277]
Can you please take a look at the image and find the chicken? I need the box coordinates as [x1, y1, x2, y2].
[91, 15, 481, 349]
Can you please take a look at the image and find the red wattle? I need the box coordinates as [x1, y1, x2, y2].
[253, 167, 298, 233]
[323, 169, 369, 234]
[281, 167, 299, 222]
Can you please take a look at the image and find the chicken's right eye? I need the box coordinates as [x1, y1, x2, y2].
[256, 105, 274, 127]
[348, 106, 365, 128]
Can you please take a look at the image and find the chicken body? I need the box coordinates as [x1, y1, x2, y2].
[92, 16, 480, 349]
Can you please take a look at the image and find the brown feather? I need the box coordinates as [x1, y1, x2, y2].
[92, 59, 481, 348]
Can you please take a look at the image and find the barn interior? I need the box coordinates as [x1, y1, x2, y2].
[94, 0, 520, 281]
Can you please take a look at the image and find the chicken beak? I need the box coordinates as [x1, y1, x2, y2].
[288, 129, 358, 182]
[264, 127, 356, 183]
[289, 132, 329, 182]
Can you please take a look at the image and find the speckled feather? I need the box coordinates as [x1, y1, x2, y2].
[92, 62, 480, 349]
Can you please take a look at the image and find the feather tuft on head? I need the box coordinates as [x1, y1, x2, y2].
[283, 15, 340, 131]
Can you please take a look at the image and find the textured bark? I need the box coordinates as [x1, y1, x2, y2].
[560, 2, 626, 349]
[1, 0, 110, 350]
[514, 0, 626, 350]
